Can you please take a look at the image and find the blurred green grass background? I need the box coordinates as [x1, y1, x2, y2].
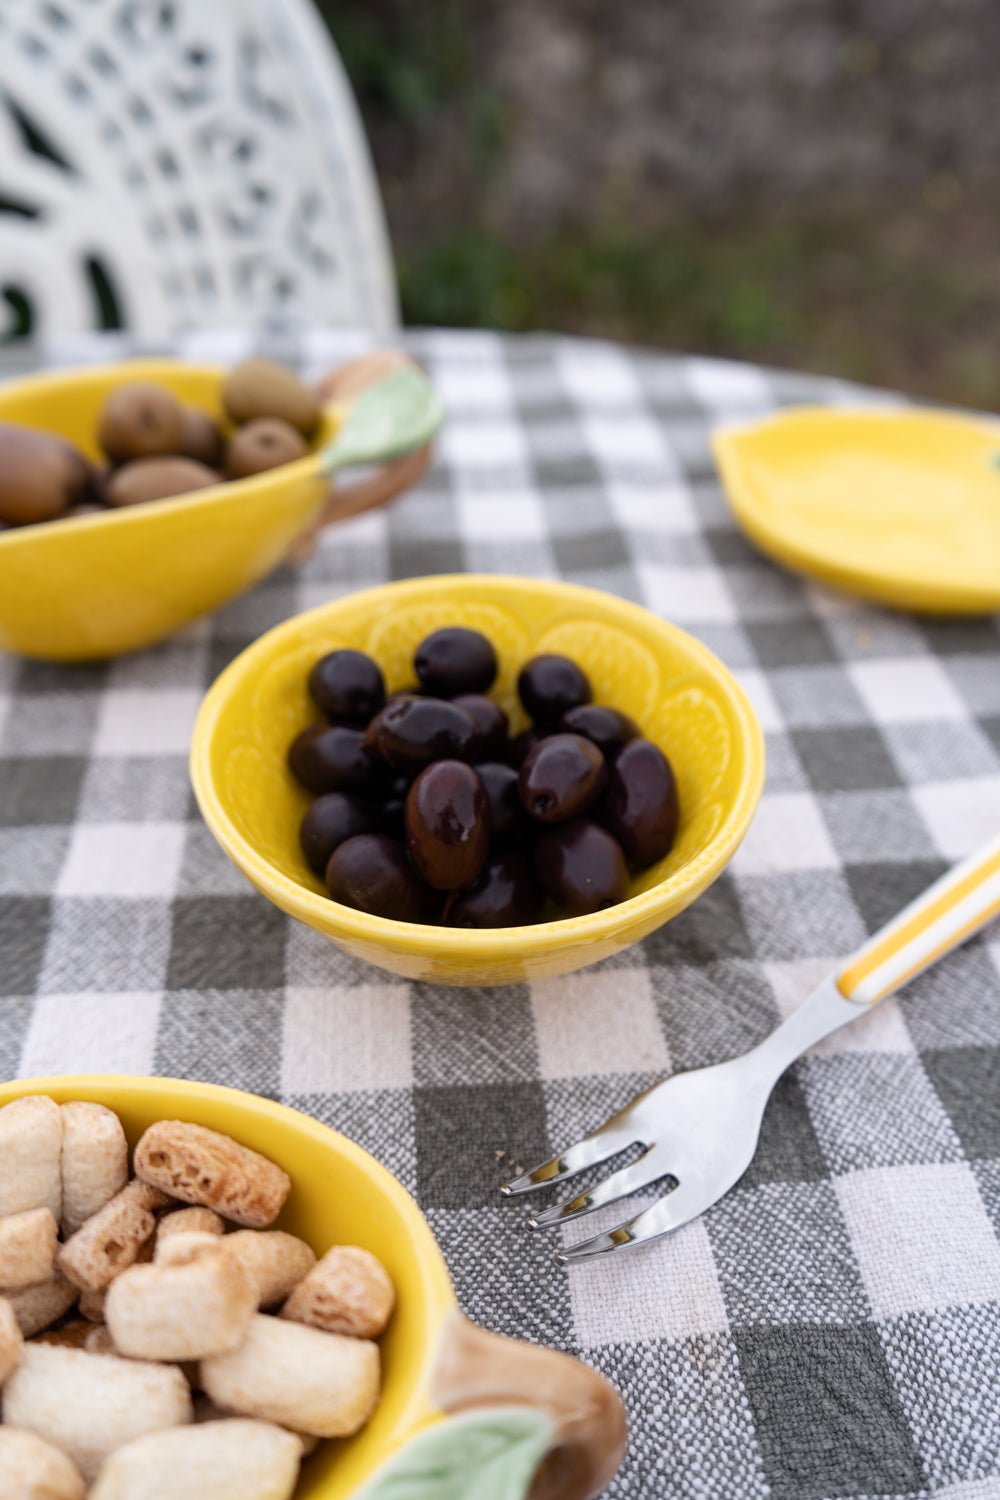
[323, 0, 1000, 409]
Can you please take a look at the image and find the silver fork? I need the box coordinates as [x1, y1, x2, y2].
[502, 832, 1000, 1265]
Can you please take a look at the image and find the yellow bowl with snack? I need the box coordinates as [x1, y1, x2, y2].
[191, 574, 764, 986]
[0, 356, 439, 661]
[0, 1075, 626, 1500]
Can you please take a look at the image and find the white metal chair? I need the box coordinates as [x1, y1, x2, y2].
[0, 0, 399, 341]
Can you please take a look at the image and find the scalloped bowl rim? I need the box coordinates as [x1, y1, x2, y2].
[190, 576, 765, 962]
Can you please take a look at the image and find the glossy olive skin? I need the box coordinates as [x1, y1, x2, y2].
[224, 417, 309, 479]
[506, 727, 541, 767]
[374, 695, 476, 774]
[374, 771, 412, 834]
[519, 733, 606, 824]
[178, 406, 224, 468]
[414, 627, 497, 697]
[299, 792, 374, 877]
[97, 381, 184, 463]
[223, 357, 321, 437]
[476, 761, 534, 844]
[309, 649, 386, 725]
[449, 852, 541, 928]
[0, 424, 91, 526]
[405, 760, 491, 891]
[288, 723, 372, 795]
[326, 834, 435, 922]
[105, 457, 220, 508]
[534, 819, 629, 915]
[517, 654, 591, 727]
[560, 704, 638, 760]
[453, 694, 509, 761]
[601, 738, 680, 866]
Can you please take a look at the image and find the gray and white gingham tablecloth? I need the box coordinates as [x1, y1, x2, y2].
[1, 329, 999, 1499]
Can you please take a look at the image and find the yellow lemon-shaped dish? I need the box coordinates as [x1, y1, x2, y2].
[191, 575, 764, 987]
[0, 357, 439, 660]
[714, 406, 1000, 615]
[0, 1075, 627, 1500]
[0, 1074, 453, 1500]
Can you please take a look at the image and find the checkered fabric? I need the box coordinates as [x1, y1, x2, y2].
[2, 329, 999, 1500]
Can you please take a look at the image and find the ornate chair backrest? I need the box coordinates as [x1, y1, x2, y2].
[0, 0, 398, 341]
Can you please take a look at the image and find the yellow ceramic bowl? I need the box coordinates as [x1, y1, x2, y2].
[191, 575, 764, 986]
[0, 358, 426, 661]
[0, 359, 336, 660]
[0, 1074, 453, 1499]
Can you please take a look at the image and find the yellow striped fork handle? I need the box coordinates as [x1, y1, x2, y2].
[837, 831, 1000, 1005]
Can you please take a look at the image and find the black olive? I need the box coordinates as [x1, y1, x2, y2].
[309, 649, 385, 724]
[405, 760, 491, 891]
[601, 738, 679, 866]
[534, 819, 629, 916]
[517, 654, 591, 727]
[414, 626, 498, 697]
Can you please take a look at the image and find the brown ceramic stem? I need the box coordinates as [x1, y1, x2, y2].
[430, 1309, 627, 1500]
[285, 349, 433, 564]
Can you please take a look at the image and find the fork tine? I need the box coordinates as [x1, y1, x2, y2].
[500, 1124, 638, 1197]
[557, 1182, 706, 1266]
[527, 1148, 670, 1229]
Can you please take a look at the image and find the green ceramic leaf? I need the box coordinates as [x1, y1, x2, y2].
[356, 1407, 553, 1500]
[323, 366, 443, 472]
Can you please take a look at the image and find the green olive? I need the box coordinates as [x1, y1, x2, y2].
[0, 423, 90, 526]
[222, 358, 321, 437]
[105, 456, 221, 508]
[98, 381, 185, 463]
[178, 406, 224, 468]
[224, 418, 309, 479]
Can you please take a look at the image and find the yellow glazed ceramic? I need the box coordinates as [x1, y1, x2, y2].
[0, 1076, 627, 1500]
[0, 357, 439, 660]
[0, 1074, 452, 1500]
[191, 575, 764, 986]
[714, 406, 1000, 615]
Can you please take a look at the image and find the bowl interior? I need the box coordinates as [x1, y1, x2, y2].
[194, 576, 763, 980]
[0, 1075, 453, 1499]
[0, 359, 338, 459]
[0, 362, 337, 661]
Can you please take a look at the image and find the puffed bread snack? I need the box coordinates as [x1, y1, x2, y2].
[0, 1097, 63, 1222]
[281, 1244, 395, 1340]
[223, 1231, 316, 1309]
[79, 1286, 108, 1323]
[154, 1230, 224, 1265]
[0, 1207, 58, 1291]
[90, 1419, 302, 1500]
[0, 1293, 23, 1383]
[156, 1206, 225, 1243]
[106, 1235, 256, 1361]
[188, 1391, 321, 1456]
[200, 1313, 379, 1438]
[60, 1102, 129, 1238]
[33, 1318, 93, 1351]
[59, 1179, 169, 1294]
[0, 1096, 394, 1496]
[0, 1427, 85, 1500]
[83, 1324, 116, 1357]
[135, 1122, 290, 1227]
[7, 1270, 78, 1337]
[1, 1342, 192, 1482]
